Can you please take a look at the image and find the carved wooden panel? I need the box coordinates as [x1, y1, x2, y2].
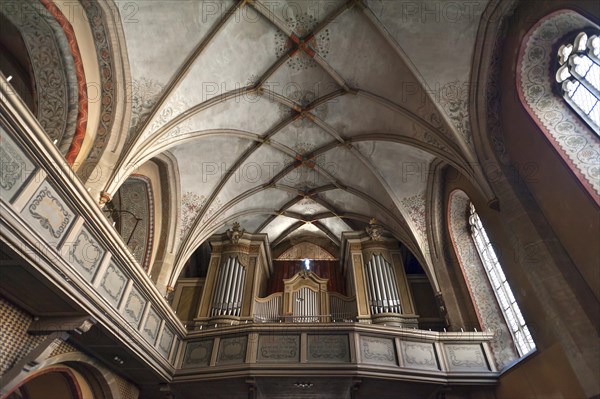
[257, 335, 300, 363]
[0, 126, 36, 203]
[68, 226, 105, 282]
[158, 327, 175, 359]
[142, 307, 161, 345]
[97, 261, 128, 307]
[217, 336, 247, 365]
[360, 336, 396, 366]
[307, 334, 350, 363]
[182, 340, 213, 368]
[400, 340, 438, 370]
[122, 284, 147, 329]
[444, 344, 489, 372]
[21, 180, 75, 246]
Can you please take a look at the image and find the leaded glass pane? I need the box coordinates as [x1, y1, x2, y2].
[468, 203, 536, 356]
[557, 31, 600, 134]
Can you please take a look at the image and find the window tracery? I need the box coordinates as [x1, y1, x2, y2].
[516, 11, 600, 200]
[556, 32, 600, 133]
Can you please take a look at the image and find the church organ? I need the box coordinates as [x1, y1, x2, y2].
[179, 228, 438, 329]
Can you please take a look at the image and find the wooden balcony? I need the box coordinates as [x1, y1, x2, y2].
[178, 323, 499, 387]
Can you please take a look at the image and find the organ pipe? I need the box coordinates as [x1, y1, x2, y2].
[380, 255, 395, 312]
[373, 257, 384, 313]
[292, 287, 319, 322]
[217, 258, 230, 314]
[229, 259, 241, 315]
[211, 257, 246, 317]
[233, 268, 244, 316]
[376, 255, 389, 310]
[366, 259, 377, 314]
[390, 266, 402, 313]
[223, 258, 235, 314]
[211, 261, 225, 316]
[365, 255, 402, 315]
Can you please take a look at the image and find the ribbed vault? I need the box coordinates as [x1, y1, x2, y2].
[103, 0, 494, 286]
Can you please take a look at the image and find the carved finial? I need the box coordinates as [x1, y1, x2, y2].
[227, 222, 245, 244]
[366, 218, 383, 241]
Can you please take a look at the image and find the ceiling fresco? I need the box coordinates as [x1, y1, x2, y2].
[110, 0, 492, 279]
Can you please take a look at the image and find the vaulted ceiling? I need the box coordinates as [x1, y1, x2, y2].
[111, 0, 491, 279]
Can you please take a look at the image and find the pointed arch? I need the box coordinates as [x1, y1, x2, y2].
[516, 10, 600, 203]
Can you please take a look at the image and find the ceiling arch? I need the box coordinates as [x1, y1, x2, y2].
[105, 0, 498, 285]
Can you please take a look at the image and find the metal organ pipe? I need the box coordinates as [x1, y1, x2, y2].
[293, 287, 319, 322]
[380, 257, 390, 312]
[305, 288, 311, 321]
[228, 258, 240, 315]
[305, 288, 309, 322]
[235, 260, 244, 314]
[222, 258, 235, 315]
[293, 290, 299, 321]
[216, 258, 229, 315]
[375, 256, 388, 312]
[254, 294, 281, 322]
[310, 289, 316, 321]
[307, 288, 317, 322]
[372, 257, 384, 314]
[383, 256, 400, 313]
[380, 256, 394, 313]
[366, 260, 377, 315]
[303, 289, 308, 322]
[368, 258, 380, 314]
[210, 257, 246, 317]
[366, 259, 376, 313]
[378, 256, 388, 312]
[211, 260, 225, 316]
[230, 258, 245, 316]
[218, 258, 231, 315]
[234, 266, 246, 316]
[365, 255, 402, 315]
[237, 267, 243, 314]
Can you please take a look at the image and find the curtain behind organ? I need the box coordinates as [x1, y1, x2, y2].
[268, 260, 345, 295]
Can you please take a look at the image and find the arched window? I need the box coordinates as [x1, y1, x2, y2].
[517, 11, 600, 201]
[556, 32, 600, 133]
[468, 203, 535, 356]
[448, 190, 517, 368]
